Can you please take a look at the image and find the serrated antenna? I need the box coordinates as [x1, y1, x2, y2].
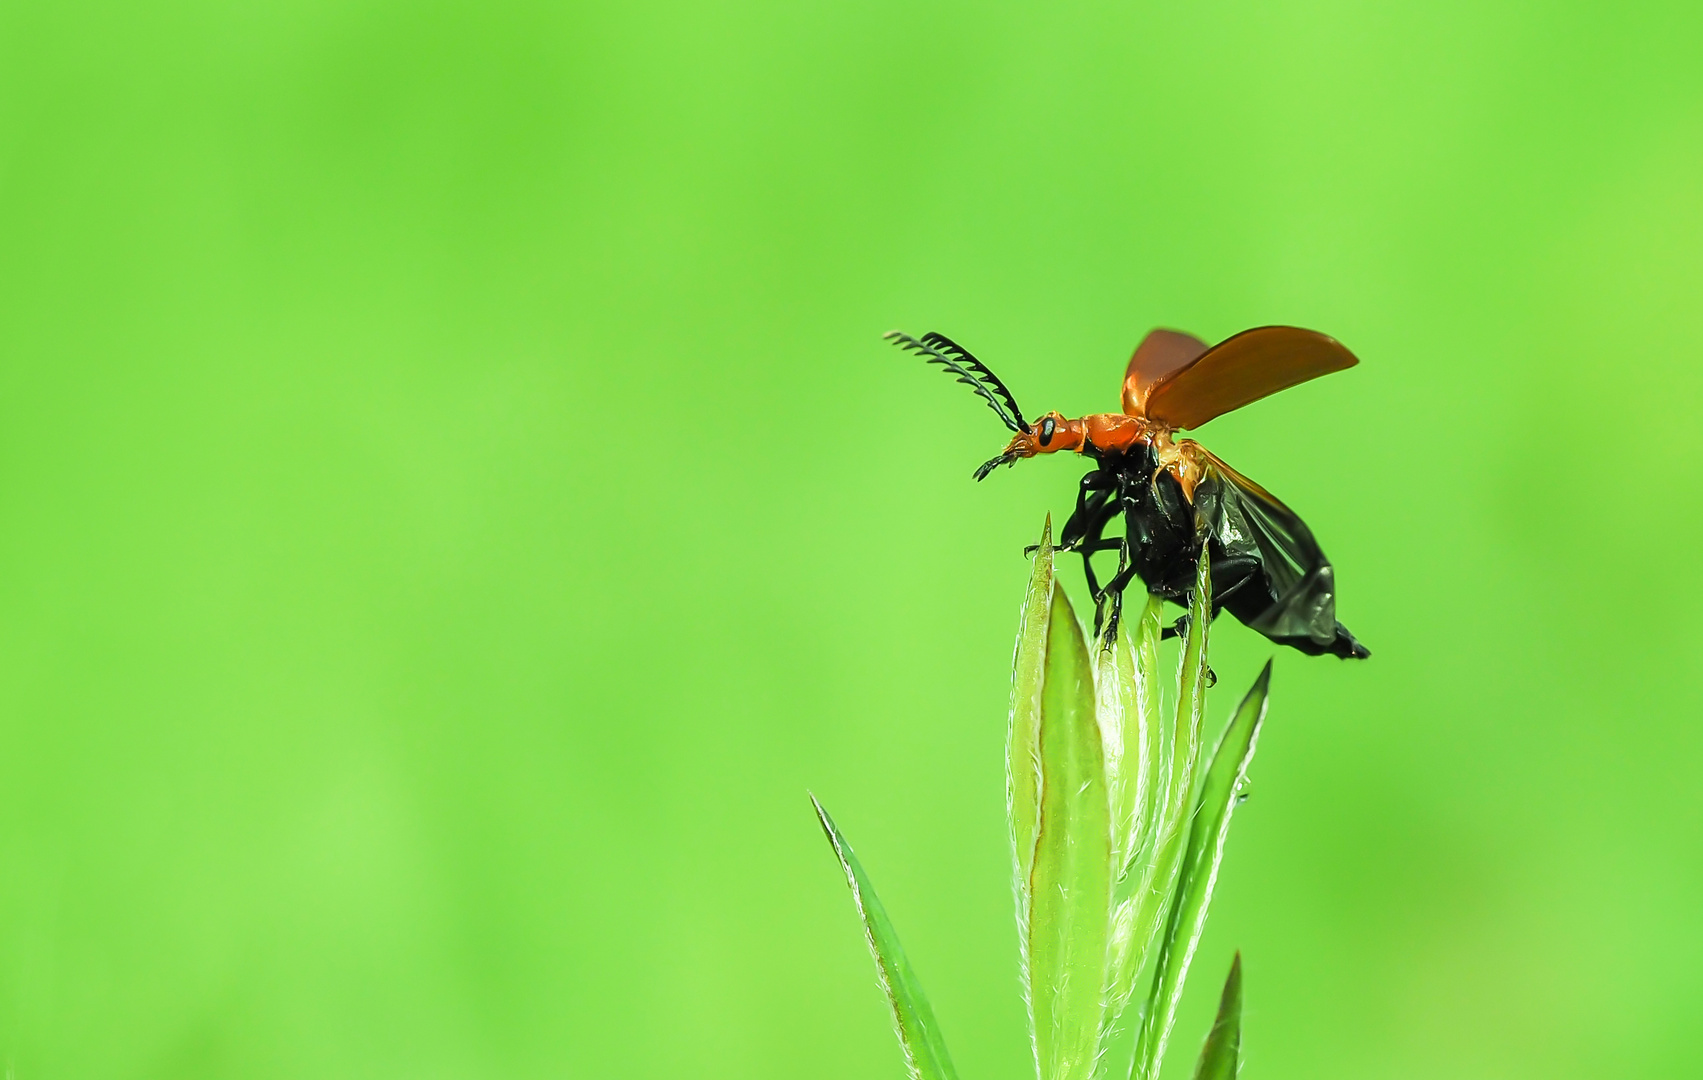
[884, 330, 1028, 434]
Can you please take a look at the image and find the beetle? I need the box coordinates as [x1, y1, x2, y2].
[886, 325, 1369, 658]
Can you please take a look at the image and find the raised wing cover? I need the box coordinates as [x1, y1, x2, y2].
[1122, 329, 1210, 417]
[1143, 326, 1357, 430]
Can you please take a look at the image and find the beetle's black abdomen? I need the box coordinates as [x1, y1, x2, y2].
[1067, 446, 1368, 659]
[1212, 557, 1370, 659]
[1107, 447, 1197, 602]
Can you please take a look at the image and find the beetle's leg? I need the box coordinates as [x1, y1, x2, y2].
[1040, 482, 1123, 598]
[1093, 498, 1145, 604]
[1034, 472, 1116, 557]
[1098, 587, 1128, 643]
[1072, 538, 1124, 555]
[1081, 520, 1106, 601]
[1025, 493, 1110, 558]
[1208, 555, 1262, 616]
[1093, 515, 1141, 641]
[1058, 471, 1117, 551]
[1155, 614, 1217, 685]
[1097, 480, 1178, 641]
[1021, 511, 1117, 562]
[1062, 492, 1117, 554]
[1079, 503, 1125, 603]
[1101, 551, 1141, 601]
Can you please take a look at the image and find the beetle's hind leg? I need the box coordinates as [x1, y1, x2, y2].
[1074, 502, 1124, 614]
[1091, 509, 1146, 641]
[1098, 587, 1128, 644]
[1051, 479, 1124, 604]
[1155, 613, 1218, 686]
[1094, 540, 1143, 643]
[1077, 534, 1123, 599]
[1095, 496, 1149, 609]
[1157, 554, 1261, 635]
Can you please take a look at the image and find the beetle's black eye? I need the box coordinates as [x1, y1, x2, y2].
[1039, 416, 1056, 446]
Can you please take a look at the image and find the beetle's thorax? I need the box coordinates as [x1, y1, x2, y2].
[1078, 412, 1165, 456]
[1150, 427, 1209, 502]
[1075, 415, 1208, 502]
[994, 412, 1198, 495]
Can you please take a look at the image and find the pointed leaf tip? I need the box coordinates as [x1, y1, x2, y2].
[1010, 520, 1056, 895]
[1134, 660, 1267, 1080]
[1026, 583, 1112, 1080]
[813, 799, 961, 1080]
[1191, 954, 1243, 1080]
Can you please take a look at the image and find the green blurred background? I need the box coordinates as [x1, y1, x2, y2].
[1, 0, 1699, 1076]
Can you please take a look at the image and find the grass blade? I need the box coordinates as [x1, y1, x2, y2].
[1010, 517, 1055, 1037]
[1097, 592, 1164, 1056]
[1191, 954, 1243, 1080]
[1010, 517, 1055, 923]
[1027, 582, 1112, 1080]
[1097, 618, 1134, 890]
[812, 796, 961, 1080]
[1107, 553, 1214, 1079]
[1129, 592, 1165, 872]
[1097, 594, 1162, 894]
[1168, 548, 1213, 829]
[1132, 661, 1271, 1080]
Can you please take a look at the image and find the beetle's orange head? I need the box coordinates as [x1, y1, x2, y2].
[973, 412, 1080, 480]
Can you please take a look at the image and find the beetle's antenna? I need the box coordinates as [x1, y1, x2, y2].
[973, 451, 1019, 481]
[917, 332, 1028, 431]
[884, 330, 1028, 434]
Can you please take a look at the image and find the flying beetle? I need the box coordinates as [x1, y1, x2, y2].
[886, 326, 1369, 659]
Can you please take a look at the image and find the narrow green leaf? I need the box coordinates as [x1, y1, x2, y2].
[1133, 661, 1271, 1080]
[1096, 621, 1136, 884]
[1027, 583, 1113, 1080]
[1097, 593, 1165, 1054]
[1106, 553, 1214, 1076]
[1168, 547, 1213, 827]
[1129, 592, 1165, 869]
[1010, 517, 1055, 910]
[812, 796, 961, 1080]
[1192, 954, 1243, 1080]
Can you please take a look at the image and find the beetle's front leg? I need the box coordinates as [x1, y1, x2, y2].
[1073, 497, 1127, 605]
[1057, 469, 1118, 552]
